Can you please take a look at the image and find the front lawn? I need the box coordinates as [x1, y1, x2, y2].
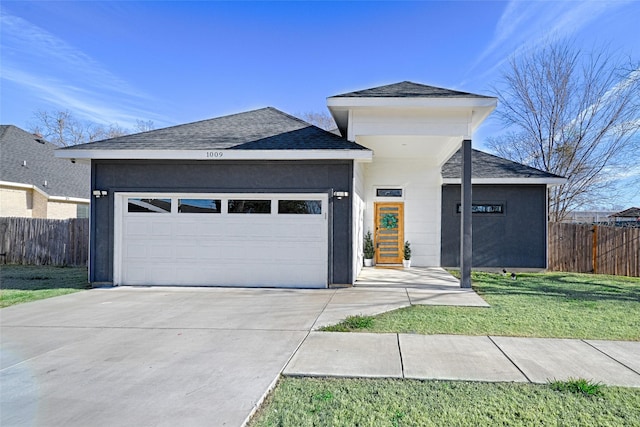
[0, 265, 89, 308]
[323, 272, 640, 340]
[249, 377, 640, 426]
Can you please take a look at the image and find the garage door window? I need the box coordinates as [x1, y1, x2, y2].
[128, 198, 171, 213]
[278, 200, 322, 214]
[178, 199, 221, 213]
[228, 199, 271, 214]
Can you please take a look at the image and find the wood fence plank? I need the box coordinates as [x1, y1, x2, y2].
[548, 222, 639, 277]
[0, 217, 89, 266]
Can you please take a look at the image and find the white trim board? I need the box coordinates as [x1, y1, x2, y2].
[56, 149, 373, 161]
[327, 97, 497, 109]
[442, 177, 567, 186]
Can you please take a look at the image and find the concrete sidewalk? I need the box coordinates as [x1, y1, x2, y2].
[284, 332, 640, 388]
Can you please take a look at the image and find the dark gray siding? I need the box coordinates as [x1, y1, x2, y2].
[441, 184, 547, 268]
[90, 160, 353, 286]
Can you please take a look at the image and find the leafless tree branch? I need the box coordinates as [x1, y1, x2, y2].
[28, 110, 155, 147]
[488, 41, 640, 220]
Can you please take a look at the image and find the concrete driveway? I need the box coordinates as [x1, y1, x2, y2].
[0, 287, 336, 427]
[1, 270, 488, 427]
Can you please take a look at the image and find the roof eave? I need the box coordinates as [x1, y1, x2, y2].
[442, 177, 567, 186]
[326, 96, 497, 109]
[55, 149, 373, 162]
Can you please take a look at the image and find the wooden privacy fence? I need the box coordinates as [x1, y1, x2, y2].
[0, 217, 89, 266]
[548, 222, 640, 277]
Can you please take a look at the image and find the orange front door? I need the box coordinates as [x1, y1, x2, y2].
[374, 202, 404, 265]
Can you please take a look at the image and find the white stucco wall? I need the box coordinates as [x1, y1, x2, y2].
[352, 161, 366, 281]
[350, 108, 471, 141]
[362, 158, 443, 267]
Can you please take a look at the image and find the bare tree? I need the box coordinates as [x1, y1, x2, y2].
[488, 42, 640, 221]
[29, 110, 153, 147]
[30, 110, 89, 147]
[298, 111, 337, 131]
[134, 119, 155, 133]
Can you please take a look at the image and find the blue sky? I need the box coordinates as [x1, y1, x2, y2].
[1, 1, 639, 207]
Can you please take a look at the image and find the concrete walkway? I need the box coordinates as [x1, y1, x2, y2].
[312, 286, 488, 330]
[293, 268, 640, 388]
[313, 267, 488, 329]
[284, 332, 640, 387]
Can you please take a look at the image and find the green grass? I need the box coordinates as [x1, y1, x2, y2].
[322, 314, 375, 332]
[249, 377, 640, 426]
[0, 265, 89, 308]
[549, 378, 604, 397]
[323, 272, 640, 340]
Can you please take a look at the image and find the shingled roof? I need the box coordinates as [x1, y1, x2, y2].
[62, 107, 367, 151]
[442, 148, 565, 180]
[330, 81, 493, 99]
[0, 125, 90, 199]
[609, 207, 640, 218]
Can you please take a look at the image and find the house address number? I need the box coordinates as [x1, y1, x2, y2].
[206, 151, 224, 158]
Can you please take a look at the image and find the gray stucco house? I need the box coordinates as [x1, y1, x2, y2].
[57, 81, 564, 288]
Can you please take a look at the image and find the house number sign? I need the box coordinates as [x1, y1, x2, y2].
[206, 151, 224, 158]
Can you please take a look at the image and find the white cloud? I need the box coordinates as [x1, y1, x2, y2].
[0, 10, 169, 127]
[466, 0, 634, 83]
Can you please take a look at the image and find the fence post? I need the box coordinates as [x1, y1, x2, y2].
[592, 225, 598, 274]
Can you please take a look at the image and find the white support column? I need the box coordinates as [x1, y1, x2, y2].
[460, 139, 472, 288]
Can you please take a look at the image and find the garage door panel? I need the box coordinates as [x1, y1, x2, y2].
[147, 266, 179, 284]
[173, 244, 217, 260]
[150, 221, 173, 237]
[124, 220, 150, 236]
[178, 222, 202, 236]
[124, 267, 147, 284]
[197, 223, 225, 237]
[125, 243, 148, 259]
[119, 193, 328, 287]
[148, 245, 174, 259]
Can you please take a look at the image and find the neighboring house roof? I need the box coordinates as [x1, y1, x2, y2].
[609, 207, 640, 218]
[441, 148, 566, 185]
[329, 81, 493, 99]
[62, 107, 367, 151]
[0, 125, 90, 200]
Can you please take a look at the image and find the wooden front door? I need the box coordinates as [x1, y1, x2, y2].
[374, 202, 404, 265]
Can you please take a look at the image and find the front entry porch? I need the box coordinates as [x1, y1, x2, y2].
[356, 266, 460, 289]
[353, 266, 489, 308]
[314, 267, 488, 329]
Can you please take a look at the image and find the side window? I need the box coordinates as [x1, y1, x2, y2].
[376, 189, 402, 197]
[456, 203, 504, 214]
[76, 204, 89, 218]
